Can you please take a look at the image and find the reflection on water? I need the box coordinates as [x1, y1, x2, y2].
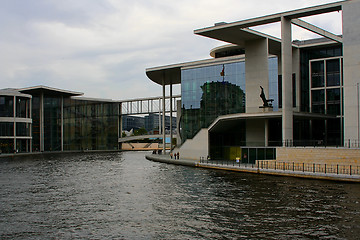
[0, 152, 359, 239]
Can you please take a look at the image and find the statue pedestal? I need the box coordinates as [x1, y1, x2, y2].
[259, 106, 273, 112]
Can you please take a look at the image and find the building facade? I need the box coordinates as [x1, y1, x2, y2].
[146, 0, 360, 161]
[0, 86, 120, 153]
[0, 86, 176, 153]
[0, 89, 32, 153]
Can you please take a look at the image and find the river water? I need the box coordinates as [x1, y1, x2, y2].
[0, 151, 360, 239]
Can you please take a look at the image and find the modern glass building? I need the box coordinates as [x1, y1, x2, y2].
[0, 86, 120, 153]
[0, 86, 175, 154]
[0, 89, 32, 153]
[146, 0, 360, 161]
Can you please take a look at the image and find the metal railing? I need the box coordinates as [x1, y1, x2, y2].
[199, 159, 360, 176]
[281, 139, 360, 148]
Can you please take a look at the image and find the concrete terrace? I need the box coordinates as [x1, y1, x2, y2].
[145, 153, 360, 183]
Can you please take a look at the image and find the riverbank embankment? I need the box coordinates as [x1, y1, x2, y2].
[0, 150, 122, 160]
[145, 154, 360, 183]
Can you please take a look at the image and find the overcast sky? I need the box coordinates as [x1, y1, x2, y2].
[1, 0, 342, 100]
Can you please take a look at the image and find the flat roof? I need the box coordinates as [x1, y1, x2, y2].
[146, 55, 246, 85]
[0, 89, 32, 98]
[194, 1, 343, 43]
[19, 85, 83, 97]
[209, 111, 338, 132]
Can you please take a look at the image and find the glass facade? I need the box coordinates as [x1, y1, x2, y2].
[63, 99, 119, 151]
[44, 97, 62, 151]
[0, 96, 14, 117]
[300, 45, 342, 112]
[0, 92, 32, 153]
[181, 57, 278, 143]
[31, 96, 41, 151]
[310, 57, 343, 116]
[292, 45, 344, 146]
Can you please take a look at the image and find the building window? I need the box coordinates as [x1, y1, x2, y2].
[0, 122, 14, 136]
[0, 96, 14, 117]
[311, 61, 325, 88]
[310, 57, 343, 116]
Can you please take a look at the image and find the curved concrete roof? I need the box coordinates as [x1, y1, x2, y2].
[146, 64, 182, 86]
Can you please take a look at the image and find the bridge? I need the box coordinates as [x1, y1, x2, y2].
[119, 95, 181, 115]
[118, 134, 171, 143]
[118, 94, 180, 151]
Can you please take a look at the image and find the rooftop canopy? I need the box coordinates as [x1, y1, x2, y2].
[194, 1, 343, 44]
[19, 85, 83, 97]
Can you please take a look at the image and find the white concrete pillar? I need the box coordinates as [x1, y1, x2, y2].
[170, 83, 173, 152]
[281, 16, 293, 146]
[176, 100, 182, 146]
[61, 96, 64, 151]
[343, 0, 360, 145]
[162, 81, 166, 153]
[245, 38, 269, 113]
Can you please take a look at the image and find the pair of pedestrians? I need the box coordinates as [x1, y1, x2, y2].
[170, 152, 179, 159]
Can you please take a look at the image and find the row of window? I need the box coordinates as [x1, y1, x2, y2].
[0, 96, 31, 118]
[310, 58, 343, 116]
[0, 122, 31, 137]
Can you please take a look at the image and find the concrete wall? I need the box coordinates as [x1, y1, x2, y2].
[176, 99, 182, 147]
[276, 147, 360, 165]
[121, 143, 159, 150]
[178, 128, 208, 160]
[246, 119, 265, 146]
[343, 0, 360, 143]
[245, 38, 269, 113]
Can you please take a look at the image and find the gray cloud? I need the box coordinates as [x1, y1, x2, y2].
[0, 0, 341, 100]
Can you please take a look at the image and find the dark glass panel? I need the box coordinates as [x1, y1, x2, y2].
[0, 122, 14, 136]
[311, 90, 325, 114]
[326, 88, 341, 115]
[16, 97, 30, 118]
[31, 96, 40, 151]
[0, 139, 14, 153]
[326, 59, 341, 87]
[0, 96, 14, 117]
[16, 122, 30, 136]
[311, 61, 325, 88]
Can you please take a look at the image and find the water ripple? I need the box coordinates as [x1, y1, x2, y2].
[1, 152, 360, 239]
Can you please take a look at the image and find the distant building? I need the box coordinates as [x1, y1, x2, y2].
[0, 86, 119, 153]
[122, 115, 145, 131]
[145, 113, 176, 134]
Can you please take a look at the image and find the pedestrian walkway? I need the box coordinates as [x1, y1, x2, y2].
[145, 154, 360, 183]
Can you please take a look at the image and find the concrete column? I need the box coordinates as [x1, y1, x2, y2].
[281, 16, 293, 146]
[245, 38, 269, 113]
[61, 96, 64, 151]
[162, 81, 166, 154]
[158, 98, 161, 134]
[343, 0, 360, 144]
[118, 103, 122, 150]
[176, 100, 182, 146]
[170, 82, 173, 152]
[30, 97, 32, 152]
[265, 119, 269, 147]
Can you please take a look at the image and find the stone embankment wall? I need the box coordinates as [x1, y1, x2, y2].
[276, 147, 360, 165]
[121, 143, 159, 151]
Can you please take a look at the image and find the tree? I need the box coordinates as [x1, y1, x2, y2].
[134, 127, 147, 136]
